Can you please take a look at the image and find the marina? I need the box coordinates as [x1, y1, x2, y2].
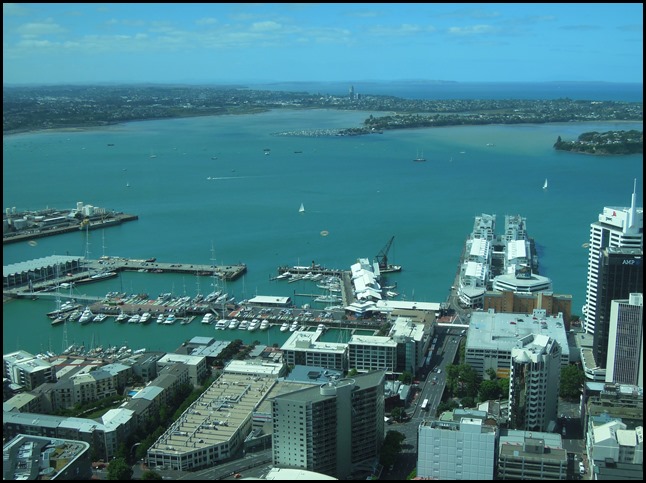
[3, 107, 641, 358]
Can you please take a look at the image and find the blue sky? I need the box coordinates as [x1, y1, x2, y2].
[3, 3, 643, 85]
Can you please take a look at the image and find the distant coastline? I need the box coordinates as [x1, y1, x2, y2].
[4, 83, 642, 135]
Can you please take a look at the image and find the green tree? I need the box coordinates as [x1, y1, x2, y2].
[347, 368, 358, 377]
[399, 370, 413, 385]
[478, 380, 502, 402]
[560, 364, 585, 400]
[390, 406, 405, 422]
[379, 430, 406, 469]
[486, 368, 497, 381]
[107, 457, 133, 480]
[141, 470, 163, 480]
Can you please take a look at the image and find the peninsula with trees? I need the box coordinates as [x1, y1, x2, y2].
[553, 130, 643, 155]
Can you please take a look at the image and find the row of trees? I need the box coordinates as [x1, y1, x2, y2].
[439, 362, 585, 414]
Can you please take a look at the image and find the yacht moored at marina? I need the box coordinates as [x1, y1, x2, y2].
[280, 322, 290, 332]
[259, 319, 270, 330]
[156, 313, 165, 324]
[163, 314, 176, 325]
[228, 319, 239, 329]
[238, 320, 249, 330]
[215, 319, 229, 330]
[139, 312, 152, 324]
[93, 313, 108, 323]
[79, 307, 93, 324]
[248, 319, 260, 331]
[128, 314, 140, 324]
[201, 313, 214, 325]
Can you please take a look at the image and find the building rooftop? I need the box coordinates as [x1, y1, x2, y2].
[467, 309, 569, 360]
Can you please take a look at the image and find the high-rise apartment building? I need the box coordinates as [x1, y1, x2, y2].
[271, 371, 385, 479]
[606, 293, 643, 387]
[508, 334, 561, 432]
[584, 180, 643, 335]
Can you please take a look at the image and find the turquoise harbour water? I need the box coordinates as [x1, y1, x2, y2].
[3, 86, 643, 356]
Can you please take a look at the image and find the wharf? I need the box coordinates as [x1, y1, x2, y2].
[3, 257, 247, 300]
[94, 258, 246, 281]
[3, 214, 138, 245]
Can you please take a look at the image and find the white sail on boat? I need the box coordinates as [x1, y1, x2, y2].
[299, 203, 305, 213]
[543, 179, 548, 190]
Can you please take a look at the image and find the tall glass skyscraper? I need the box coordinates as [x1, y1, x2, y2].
[583, 180, 643, 337]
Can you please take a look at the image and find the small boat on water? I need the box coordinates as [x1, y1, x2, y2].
[156, 314, 165, 324]
[289, 321, 299, 332]
[128, 314, 140, 324]
[164, 314, 176, 325]
[93, 313, 108, 323]
[238, 320, 250, 330]
[248, 319, 260, 331]
[280, 322, 290, 332]
[543, 178, 548, 190]
[259, 319, 270, 330]
[201, 313, 215, 325]
[299, 203, 305, 213]
[51, 315, 67, 326]
[414, 149, 426, 162]
[116, 312, 129, 323]
[228, 319, 239, 329]
[139, 312, 152, 324]
[215, 319, 229, 330]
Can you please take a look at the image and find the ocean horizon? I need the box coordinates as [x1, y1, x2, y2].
[3, 82, 643, 355]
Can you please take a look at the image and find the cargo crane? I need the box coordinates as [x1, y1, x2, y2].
[376, 236, 402, 274]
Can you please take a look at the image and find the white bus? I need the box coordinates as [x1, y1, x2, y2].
[421, 398, 429, 411]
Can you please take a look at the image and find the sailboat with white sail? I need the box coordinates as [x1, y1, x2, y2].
[299, 203, 305, 213]
[543, 179, 548, 190]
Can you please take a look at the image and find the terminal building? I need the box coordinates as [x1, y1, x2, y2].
[3, 255, 84, 290]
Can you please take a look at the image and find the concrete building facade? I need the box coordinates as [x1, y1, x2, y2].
[271, 371, 385, 479]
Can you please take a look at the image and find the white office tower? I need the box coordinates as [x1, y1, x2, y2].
[417, 409, 497, 480]
[508, 334, 561, 431]
[584, 179, 643, 334]
[606, 293, 643, 387]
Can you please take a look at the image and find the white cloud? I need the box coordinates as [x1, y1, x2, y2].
[448, 24, 498, 36]
[250, 21, 282, 32]
[196, 17, 218, 26]
[16, 20, 66, 37]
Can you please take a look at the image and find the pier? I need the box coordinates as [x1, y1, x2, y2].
[3, 256, 247, 298]
[89, 257, 246, 281]
[3, 213, 139, 245]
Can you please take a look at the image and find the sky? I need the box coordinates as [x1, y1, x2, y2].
[3, 3, 643, 85]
